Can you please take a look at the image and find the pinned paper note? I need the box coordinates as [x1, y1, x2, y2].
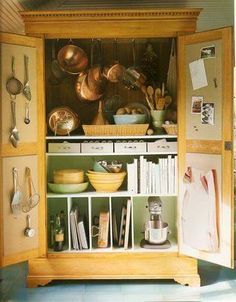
[189, 59, 208, 90]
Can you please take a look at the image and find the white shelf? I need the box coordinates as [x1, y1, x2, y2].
[46, 134, 177, 140]
[46, 151, 178, 156]
[48, 241, 178, 254]
[47, 191, 178, 198]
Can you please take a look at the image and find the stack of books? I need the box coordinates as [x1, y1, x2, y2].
[127, 155, 178, 194]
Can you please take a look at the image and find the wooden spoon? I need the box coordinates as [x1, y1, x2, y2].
[147, 85, 154, 106]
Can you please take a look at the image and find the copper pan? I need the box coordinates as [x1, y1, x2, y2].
[57, 43, 88, 75]
[87, 39, 107, 96]
[75, 39, 106, 102]
[103, 39, 125, 83]
[75, 71, 103, 102]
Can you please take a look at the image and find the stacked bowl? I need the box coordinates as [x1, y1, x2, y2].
[48, 169, 88, 193]
[86, 170, 126, 192]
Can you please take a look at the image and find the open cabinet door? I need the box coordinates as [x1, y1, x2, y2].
[0, 33, 46, 267]
[178, 27, 234, 268]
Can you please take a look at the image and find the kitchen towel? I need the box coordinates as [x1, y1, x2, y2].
[181, 167, 219, 252]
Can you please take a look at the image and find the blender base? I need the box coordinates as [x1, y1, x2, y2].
[140, 239, 171, 249]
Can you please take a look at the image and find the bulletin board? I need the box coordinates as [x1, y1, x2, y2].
[185, 39, 222, 140]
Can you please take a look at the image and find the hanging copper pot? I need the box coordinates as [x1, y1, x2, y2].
[75, 39, 106, 102]
[103, 39, 125, 83]
[57, 43, 88, 75]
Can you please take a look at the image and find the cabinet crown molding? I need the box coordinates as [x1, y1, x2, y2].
[20, 8, 202, 38]
[20, 8, 202, 20]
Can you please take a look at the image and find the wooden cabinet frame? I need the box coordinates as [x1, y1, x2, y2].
[0, 8, 233, 287]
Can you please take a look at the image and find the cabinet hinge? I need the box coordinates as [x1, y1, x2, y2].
[224, 141, 232, 151]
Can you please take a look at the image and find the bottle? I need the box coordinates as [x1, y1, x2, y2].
[49, 215, 55, 248]
[60, 210, 65, 244]
[53, 213, 64, 252]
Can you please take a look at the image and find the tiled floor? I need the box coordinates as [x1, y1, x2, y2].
[1, 261, 236, 302]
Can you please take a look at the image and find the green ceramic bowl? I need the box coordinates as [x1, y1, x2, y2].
[48, 182, 88, 194]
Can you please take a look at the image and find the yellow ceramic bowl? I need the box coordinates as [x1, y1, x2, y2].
[53, 169, 84, 184]
[86, 171, 126, 192]
[87, 170, 126, 180]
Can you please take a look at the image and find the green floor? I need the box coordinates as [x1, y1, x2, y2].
[1, 261, 236, 302]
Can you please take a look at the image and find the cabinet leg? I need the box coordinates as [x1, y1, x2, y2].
[27, 277, 53, 288]
[174, 275, 201, 287]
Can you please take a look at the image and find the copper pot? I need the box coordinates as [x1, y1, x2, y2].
[75, 39, 106, 102]
[103, 39, 125, 83]
[57, 44, 88, 75]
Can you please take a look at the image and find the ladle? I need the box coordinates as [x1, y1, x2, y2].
[6, 56, 23, 99]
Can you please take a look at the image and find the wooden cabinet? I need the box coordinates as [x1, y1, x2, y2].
[0, 8, 234, 287]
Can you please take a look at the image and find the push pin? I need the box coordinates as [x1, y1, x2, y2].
[213, 78, 218, 88]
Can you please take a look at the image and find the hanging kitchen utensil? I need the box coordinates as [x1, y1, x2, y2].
[76, 39, 106, 102]
[22, 55, 31, 124]
[166, 39, 177, 103]
[6, 56, 23, 99]
[11, 167, 22, 216]
[57, 42, 88, 74]
[49, 39, 68, 84]
[123, 39, 146, 90]
[9, 100, 19, 148]
[24, 215, 35, 237]
[48, 106, 79, 135]
[22, 167, 40, 213]
[103, 39, 125, 83]
[87, 39, 107, 96]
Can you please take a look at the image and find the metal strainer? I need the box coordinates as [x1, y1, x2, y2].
[22, 167, 40, 213]
[6, 56, 23, 99]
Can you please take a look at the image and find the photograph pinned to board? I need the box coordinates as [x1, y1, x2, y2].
[191, 96, 204, 114]
[189, 59, 208, 90]
[200, 45, 216, 59]
[201, 102, 215, 125]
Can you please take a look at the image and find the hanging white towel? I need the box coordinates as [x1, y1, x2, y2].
[181, 167, 219, 252]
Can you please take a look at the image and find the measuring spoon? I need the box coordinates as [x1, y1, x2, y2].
[24, 215, 35, 237]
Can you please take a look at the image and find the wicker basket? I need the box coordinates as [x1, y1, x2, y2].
[82, 124, 149, 136]
[162, 124, 178, 135]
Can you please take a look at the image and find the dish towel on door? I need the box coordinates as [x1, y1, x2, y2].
[181, 167, 219, 252]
